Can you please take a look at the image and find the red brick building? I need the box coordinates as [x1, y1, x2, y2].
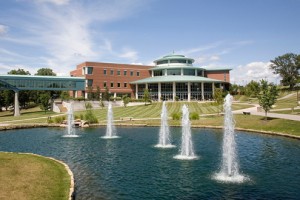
[70, 54, 231, 101]
[70, 62, 152, 99]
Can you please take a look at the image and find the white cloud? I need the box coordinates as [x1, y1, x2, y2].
[34, 0, 70, 5]
[0, 0, 148, 75]
[0, 24, 8, 36]
[231, 61, 281, 85]
[119, 48, 138, 63]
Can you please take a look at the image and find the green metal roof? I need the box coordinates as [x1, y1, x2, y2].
[130, 75, 223, 84]
[154, 54, 195, 63]
[151, 65, 204, 70]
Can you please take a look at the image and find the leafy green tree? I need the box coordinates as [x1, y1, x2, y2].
[270, 53, 300, 89]
[8, 68, 30, 75]
[2, 90, 14, 110]
[103, 87, 110, 101]
[35, 68, 56, 76]
[258, 80, 278, 120]
[245, 80, 260, 97]
[60, 91, 71, 101]
[95, 86, 101, 101]
[143, 89, 151, 105]
[122, 95, 130, 107]
[229, 84, 239, 95]
[39, 93, 51, 113]
[84, 102, 98, 123]
[213, 88, 224, 115]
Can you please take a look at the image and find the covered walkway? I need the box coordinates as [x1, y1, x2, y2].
[0, 75, 85, 116]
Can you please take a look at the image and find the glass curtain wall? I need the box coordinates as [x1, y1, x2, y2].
[148, 83, 158, 101]
[191, 82, 202, 100]
[204, 83, 213, 100]
[176, 83, 188, 100]
[161, 83, 173, 101]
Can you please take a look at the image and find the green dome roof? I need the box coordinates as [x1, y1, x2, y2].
[154, 54, 194, 65]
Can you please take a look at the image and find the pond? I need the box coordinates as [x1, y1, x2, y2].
[0, 127, 299, 199]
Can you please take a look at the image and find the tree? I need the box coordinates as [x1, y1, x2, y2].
[270, 53, 300, 89]
[95, 86, 101, 101]
[213, 88, 224, 115]
[122, 95, 130, 107]
[8, 68, 30, 75]
[257, 80, 278, 120]
[60, 91, 71, 101]
[35, 68, 56, 76]
[245, 80, 260, 97]
[39, 93, 51, 113]
[143, 89, 151, 105]
[103, 87, 110, 101]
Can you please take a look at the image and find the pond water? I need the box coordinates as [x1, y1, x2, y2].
[0, 127, 299, 199]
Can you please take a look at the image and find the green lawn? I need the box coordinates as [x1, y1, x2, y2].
[0, 153, 71, 200]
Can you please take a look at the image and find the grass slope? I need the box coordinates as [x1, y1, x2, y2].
[0, 153, 70, 200]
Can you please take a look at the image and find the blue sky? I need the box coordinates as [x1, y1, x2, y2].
[0, 0, 299, 84]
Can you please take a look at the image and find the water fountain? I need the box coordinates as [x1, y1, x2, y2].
[63, 102, 79, 138]
[155, 102, 175, 148]
[102, 102, 119, 139]
[213, 94, 248, 182]
[174, 104, 198, 160]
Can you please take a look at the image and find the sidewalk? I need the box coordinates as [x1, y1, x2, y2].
[233, 104, 300, 121]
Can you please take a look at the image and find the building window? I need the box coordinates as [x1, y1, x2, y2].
[154, 70, 163, 76]
[167, 69, 181, 76]
[87, 79, 93, 87]
[110, 69, 114, 75]
[104, 69, 107, 75]
[87, 67, 93, 75]
[110, 82, 114, 88]
[103, 82, 107, 88]
[117, 70, 121, 75]
[124, 82, 127, 88]
[183, 69, 195, 76]
[137, 71, 140, 76]
[130, 71, 134, 76]
[224, 73, 227, 81]
[117, 82, 121, 88]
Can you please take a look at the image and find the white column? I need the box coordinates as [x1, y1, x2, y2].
[145, 83, 148, 89]
[181, 68, 183, 76]
[85, 92, 88, 99]
[158, 83, 161, 102]
[201, 82, 204, 100]
[173, 82, 176, 101]
[14, 91, 20, 117]
[135, 84, 138, 99]
[188, 82, 191, 101]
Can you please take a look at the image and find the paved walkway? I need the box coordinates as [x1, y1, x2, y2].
[233, 104, 300, 121]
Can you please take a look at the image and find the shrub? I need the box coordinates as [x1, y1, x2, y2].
[54, 116, 65, 124]
[84, 111, 98, 124]
[190, 112, 200, 120]
[172, 112, 181, 120]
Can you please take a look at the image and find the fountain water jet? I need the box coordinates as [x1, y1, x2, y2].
[155, 101, 175, 148]
[63, 102, 79, 138]
[101, 102, 119, 139]
[213, 94, 248, 183]
[174, 104, 198, 160]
